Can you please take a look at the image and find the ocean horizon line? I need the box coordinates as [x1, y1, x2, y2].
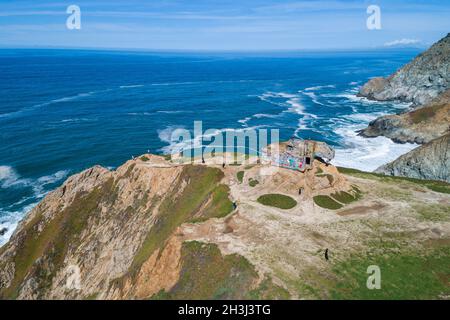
[0, 45, 427, 56]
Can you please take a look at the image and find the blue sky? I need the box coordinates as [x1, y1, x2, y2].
[0, 0, 449, 50]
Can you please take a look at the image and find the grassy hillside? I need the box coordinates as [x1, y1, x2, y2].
[338, 167, 450, 194]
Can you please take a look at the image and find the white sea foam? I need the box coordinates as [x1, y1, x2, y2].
[36, 91, 102, 108]
[158, 125, 265, 155]
[258, 92, 296, 107]
[347, 112, 388, 122]
[285, 97, 304, 114]
[0, 168, 69, 246]
[257, 87, 417, 172]
[157, 110, 191, 114]
[138, 80, 259, 88]
[301, 91, 325, 106]
[0, 166, 30, 189]
[47, 92, 93, 104]
[238, 113, 280, 127]
[127, 112, 153, 116]
[238, 117, 252, 126]
[158, 126, 186, 144]
[304, 85, 335, 91]
[151, 81, 197, 86]
[331, 93, 381, 104]
[242, 91, 300, 126]
[0, 166, 18, 186]
[293, 85, 416, 171]
[0, 202, 39, 246]
[33, 170, 70, 198]
[60, 118, 92, 123]
[0, 111, 21, 118]
[128, 110, 191, 116]
[0, 89, 110, 120]
[257, 91, 320, 134]
[284, 97, 318, 135]
[1, 165, 69, 197]
[119, 84, 144, 89]
[285, 97, 318, 119]
[254, 113, 280, 119]
[157, 125, 189, 154]
[332, 124, 418, 171]
[36, 170, 69, 185]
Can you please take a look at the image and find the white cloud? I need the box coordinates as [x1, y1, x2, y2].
[384, 38, 421, 47]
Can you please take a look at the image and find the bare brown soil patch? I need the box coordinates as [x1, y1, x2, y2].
[337, 202, 386, 216]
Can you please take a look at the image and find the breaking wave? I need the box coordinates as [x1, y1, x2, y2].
[0, 166, 69, 245]
[332, 124, 417, 171]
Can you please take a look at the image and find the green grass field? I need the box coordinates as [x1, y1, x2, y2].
[313, 195, 343, 210]
[237, 171, 244, 183]
[338, 167, 450, 194]
[257, 194, 297, 209]
[249, 178, 259, 187]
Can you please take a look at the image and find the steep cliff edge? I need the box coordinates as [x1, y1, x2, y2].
[376, 134, 450, 182]
[0, 155, 238, 299]
[0, 154, 354, 299]
[1, 154, 449, 300]
[357, 34, 449, 182]
[359, 89, 450, 144]
[359, 33, 450, 106]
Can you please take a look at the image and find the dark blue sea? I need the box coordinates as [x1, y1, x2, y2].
[0, 48, 420, 244]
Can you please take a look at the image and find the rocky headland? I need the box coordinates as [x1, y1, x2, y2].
[0, 154, 449, 300]
[359, 33, 449, 106]
[376, 133, 450, 182]
[358, 33, 450, 182]
[359, 89, 450, 144]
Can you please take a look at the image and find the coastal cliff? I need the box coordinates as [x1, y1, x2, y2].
[358, 33, 449, 182]
[359, 33, 450, 106]
[0, 154, 350, 299]
[1, 154, 449, 300]
[359, 89, 450, 144]
[376, 134, 450, 182]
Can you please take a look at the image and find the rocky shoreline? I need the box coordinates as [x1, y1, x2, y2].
[375, 133, 450, 182]
[358, 33, 449, 106]
[358, 89, 450, 144]
[357, 33, 450, 182]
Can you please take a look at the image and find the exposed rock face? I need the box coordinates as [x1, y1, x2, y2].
[359, 33, 450, 106]
[376, 134, 450, 182]
[359, 89, 450, 144]
[0, 155, 237, 299]
[0, 154, 353, 300]
[0, 154, 449, 299]
[358, 34, 450, 182]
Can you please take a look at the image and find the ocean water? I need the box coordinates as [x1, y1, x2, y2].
[0, 48, 420, 245]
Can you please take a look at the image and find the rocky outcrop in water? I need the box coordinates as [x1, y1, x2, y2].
[359, 33, 450, 106]
[358, 34, 450, 182]
[376, 134, 450, 182]
[359, 89, 450, 144]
